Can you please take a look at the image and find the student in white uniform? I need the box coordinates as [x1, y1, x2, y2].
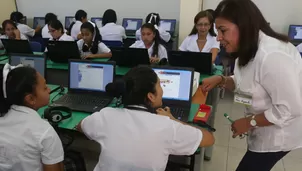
[99, 9, 126, 41]
[136, 13, 171, 43]
[202, 0, 302, 170]
[0, 64, 64, 171]
[296, 43, 302, 52]
[42, 13, 58, 39]
[77, 66, 215, 171]
[69, 10, 88, 40]
[0, 20, 27, 49]
[48, 19, 74, 41]
[131, 23, 168, 64]
[77, 22, 111, 59]
[10, 11, 41, 39]
[179, 11, 220, 63]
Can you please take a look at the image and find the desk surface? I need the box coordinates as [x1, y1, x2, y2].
[38, 84, 208, 130]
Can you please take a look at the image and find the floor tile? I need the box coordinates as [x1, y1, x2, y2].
[228, 130, 247, 150]
[204, 145, 228, 171]
[214, 124, 230, 147]
[283, 155, 302, 171]
[287, 148, 302, 159]
[226, 147, 246, 171]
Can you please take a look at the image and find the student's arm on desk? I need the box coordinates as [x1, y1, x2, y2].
[201, 75, 235, 92]
[83, 52, 112, 59]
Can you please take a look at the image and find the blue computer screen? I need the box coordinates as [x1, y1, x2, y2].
[10, 55, 45, 77]
[122, 18, 143, 31]
[160, 19, 176, 32]
[65, 17, 75, 29]
[289, 25, 302, 40]
[33, 17, 45, 29]
[91, 17, 103, 28]
[153, 68, 192, 101]
[69, 62, 114, 92]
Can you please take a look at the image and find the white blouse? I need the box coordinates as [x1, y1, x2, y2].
[136, 26, 171, 43]
[71, 21, 82, 40]
[179, 33, 220, 52]
[296, 43, 302, 52]
[17, 23, 35, 38]
[130, 40, 167, 60]
[0, 34, 28, 49]
[99, 23, 127, 41]
[232, 31, 302, 152]
[49, 33, 74, 41]
[77, 39, 111, 58]
[42, 24, 51, 38]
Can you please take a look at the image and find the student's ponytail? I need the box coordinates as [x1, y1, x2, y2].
[141, 23, 160, 57]
[68, 22, 76, 35]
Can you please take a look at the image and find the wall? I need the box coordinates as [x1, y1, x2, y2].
[0, 0, 16, 24]
[16, 0, 180, 27]
[203, 0, 302, 34]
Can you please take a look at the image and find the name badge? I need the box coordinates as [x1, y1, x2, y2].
[234, 94, 252, 106]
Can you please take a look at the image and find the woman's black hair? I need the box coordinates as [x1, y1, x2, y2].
[106, 66, 158, 108]
[2, 20, 18, 30]
[0, 67, 38, 116]
[45, 13, 58, 25]
[189, 11, 216, 37]
[215, 0, 289, 67]
[48, 19, 64, 34]
[141, 23, 161, 57]
[145, 13, 161, 26]
[10, 11, 24, 23]
[102, 9, 117, 26]
[81, 22, 102, 54]
[68, 10, 87, 35]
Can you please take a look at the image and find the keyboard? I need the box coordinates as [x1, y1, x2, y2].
[170, 107, 190, 122]
[52, 94, 113, 113]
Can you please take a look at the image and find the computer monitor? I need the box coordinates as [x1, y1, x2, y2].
[33, 17, 45, 29]
[91, 17, 103, 28]
[9, 53, 46, 77]
[152, 67, 193, 101]
[122, 18, 143, 31]
[160, 19, 176, 35]
[69, 60, 115, 92]
[288, 25, 302, 41]
[65, 16, 75, 29]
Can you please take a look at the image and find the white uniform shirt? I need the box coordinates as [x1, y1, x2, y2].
[42, 24, 52, 38]
[136, 26, 171, 43]
[0, 34, 28, 49]
[49, 33, 74, 41]
[71, 21, 82, 40]
[81, 107, 202, 171]
[17, 23, 35, 38]
[232, 31, 302, 152]
[99, 23, 127, 41]
[0, 105, 64, 171]
[77, 39, 111, 58]
[130, 40, 167, 60]
[296, 43, 302, 52]
[179, 33, 220, 52]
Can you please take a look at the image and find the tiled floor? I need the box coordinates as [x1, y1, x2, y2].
[70, 91, 302, 171]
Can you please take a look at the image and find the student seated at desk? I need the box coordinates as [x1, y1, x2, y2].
[77, 66, 214, 171]
[48, 20, 74, 41]
[10, 11, 41, 39]
[131, 23, 168, 64]
[69, 10, 88, 40]
[0, 64, 64, 171]
[179, 11, 220, 63]
[136, 13, 171, 42]
[77, 22, 111, 59]
[99, 9, 126, 42]
[42, 13, 58, 39]
[0, 20, 27, 49]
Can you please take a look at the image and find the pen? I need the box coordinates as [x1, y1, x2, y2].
[224, 113, 246, 139]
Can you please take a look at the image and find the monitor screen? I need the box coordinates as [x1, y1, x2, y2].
[91, 18, 102, 28]
[33, 17, 45, 29]
[160, 19, 176, 32]
[10, 55, 45, 77]
[122, 18, 143, 31]
[153, 68, 192, 101]
[289, 25, 302, 40]
[65, 17, 75, 29]
[69, 62, 114, 92]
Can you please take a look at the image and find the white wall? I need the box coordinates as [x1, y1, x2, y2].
[16, 0, 180, 26]
[0, 0, 16, 24]
[203, 0, 302, 34]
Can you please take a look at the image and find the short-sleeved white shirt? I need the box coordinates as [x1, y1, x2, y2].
[130, 40, 168, 60]
[81, 107, 202, 171]
[0, 34, 28, 49]
[49, 33, 74, 41]
[136, 26, 171, 43]
[71, 21, 82, 40]
[0, 105, 64, 171]
[42, 24, 52, 38]
[99, 23, 127, 41]
[179, 33, 220, 52]
[296, 43, 302, 52]
[17, 23, 35, 38]
[77, 39, 111, 58]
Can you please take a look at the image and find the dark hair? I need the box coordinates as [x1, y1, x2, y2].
[205, 9, 216, 20]
[189, 11, 216, 37]
[0, 67, 38, 116]
[145, 13, 161, 26]
[102, 9, 117, 26]
[10, 12, 24, 23]
[45, 13, 58, 25]
[106, 66, 158, 108]
[2, 20, 18, 30]
[48, 19, 64, 34]
[68, 10, 87, 34]
[215, 0, 289, 67]
[141, 23, 161, 57]
[81, 22, 102, 54]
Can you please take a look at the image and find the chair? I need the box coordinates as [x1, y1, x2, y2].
[102, 40, 123, 48]
[29, 41, 42, 52]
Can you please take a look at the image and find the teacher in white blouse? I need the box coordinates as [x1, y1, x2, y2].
[179, 11, 220, 63]
[201, 0, 302, 171]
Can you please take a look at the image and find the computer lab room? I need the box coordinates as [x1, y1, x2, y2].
[0, 0, 302, 170]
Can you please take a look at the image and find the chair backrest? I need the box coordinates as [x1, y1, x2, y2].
[102, 40, 123, 48]
[29, 41, 42, 52]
